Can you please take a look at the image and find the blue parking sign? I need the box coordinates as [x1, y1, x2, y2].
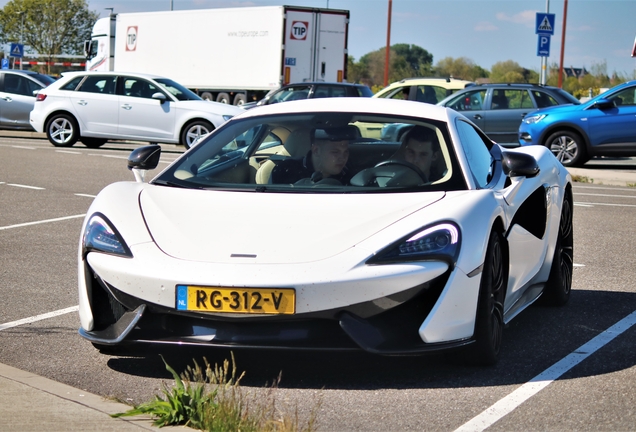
[537, 35, 551, 57]
[1, 58, 8, 69]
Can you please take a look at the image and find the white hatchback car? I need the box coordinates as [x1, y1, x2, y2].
[29, 71, 243, 148]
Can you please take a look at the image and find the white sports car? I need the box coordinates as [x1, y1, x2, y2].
[78, 98, 573, 365]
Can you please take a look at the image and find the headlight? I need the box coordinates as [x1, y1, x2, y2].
[82, 213, 132, 258]
[523, 114, 547, 124]
[368, 223, 460, 265]
[222, 115, 233, 122]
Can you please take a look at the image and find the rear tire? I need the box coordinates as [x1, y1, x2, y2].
[80, 137, 107, 148]
[216, 92, 231, 104]
[200, 92, 213, 101]
[541, 190, 574, 306]
[46, 114, 79, 147]
[545, 130, 588, 167]
[233, 93, 247, 106]
[181, 120, 213, 149]
[472, 229, 506, 366]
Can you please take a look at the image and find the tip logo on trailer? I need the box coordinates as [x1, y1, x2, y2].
[291, 21, 308, 40]
[126, 26, 138, 51]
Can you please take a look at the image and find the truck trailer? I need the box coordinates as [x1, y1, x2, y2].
[84, 5, 350, 105]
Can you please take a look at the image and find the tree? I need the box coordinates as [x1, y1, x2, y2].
[0, 0, 98, 73]
[434, 57, 489, 81]
[489, 60, 539, 83]
[355, 44, 434, 88]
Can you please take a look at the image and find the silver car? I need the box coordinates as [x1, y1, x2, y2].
[0, 70, 56, 130]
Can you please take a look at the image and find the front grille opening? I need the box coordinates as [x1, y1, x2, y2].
[88, 270, 127, 331]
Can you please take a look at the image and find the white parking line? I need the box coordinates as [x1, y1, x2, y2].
[455, 309, 636, 432]
[11, 145, 36, 150]
[55, 150, 82, 155]
[75, 193, 96, 198]
[0, 214, 85, 231]
[574, 201, 636, 208]
[577, 193, 636, 199]
[7, 183, 45, 190]
[0, 306, 79, 331]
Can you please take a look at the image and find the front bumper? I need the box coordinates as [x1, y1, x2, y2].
[80, 269, 474, 355]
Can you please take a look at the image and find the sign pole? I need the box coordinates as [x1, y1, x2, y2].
[540, 0, 550, 85]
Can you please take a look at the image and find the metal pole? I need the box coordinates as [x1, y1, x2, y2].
[383, 0, 392, 87]
[558, 0, 568, 88]
[540, 0, 550, 85]
[19, 11, 23, 70]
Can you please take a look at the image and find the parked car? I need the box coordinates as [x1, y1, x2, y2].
[373, 77, 474, 104]
[241, 82, 373, 109]
[438, 83, 580, 146]
[0, 70, 56, 130]
[519, 80, 636, 166]
[29, 71, 243, 149]
[77, 97, 573, 365]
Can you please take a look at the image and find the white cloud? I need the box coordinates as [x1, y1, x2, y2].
[496, 10, 536, 27]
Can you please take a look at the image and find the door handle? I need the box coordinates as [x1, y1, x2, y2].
[473, 114, 482, 120]
[77, 100, 88, 106]
[2, 96, 12, 102]
[121, 104, 132, 110]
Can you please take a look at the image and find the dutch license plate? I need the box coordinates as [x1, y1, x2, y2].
[176, 285, 295, 314]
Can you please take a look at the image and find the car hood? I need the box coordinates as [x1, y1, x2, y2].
[139, 186, 445, 264]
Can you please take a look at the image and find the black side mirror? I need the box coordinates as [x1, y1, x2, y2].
[502, 151, 540, 178]
[128, 144, 161, 173]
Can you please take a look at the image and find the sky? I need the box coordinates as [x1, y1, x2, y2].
[7, 0, 636, 76]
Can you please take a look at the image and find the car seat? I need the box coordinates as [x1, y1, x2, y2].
[255, 128, 312, 184]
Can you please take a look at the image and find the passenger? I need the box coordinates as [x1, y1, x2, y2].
[271, 126, 354, 184]
[396, 126, 442, 181]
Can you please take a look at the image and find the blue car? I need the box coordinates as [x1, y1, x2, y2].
[518, 80, 636, 166]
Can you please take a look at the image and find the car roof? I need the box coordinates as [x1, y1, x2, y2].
[233, 96, 456, 123]
[60, 70, 167, 80]
[281, 82, 369, 87]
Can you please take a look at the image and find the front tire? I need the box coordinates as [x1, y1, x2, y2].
[542, 190, 574, 306]
[545, 130, 588, 167]
[472, 229, 506, 365]
[46, 114, 79, 147]
[216, 92, 231, 104]
[80, 137, 107, 148]
[181, 120, 213, 149]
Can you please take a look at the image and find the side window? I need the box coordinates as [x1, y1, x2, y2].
[60, 76, 84, 91]
[415, 85, 442, 104]
[608, 86, 636, 106]
[3, 75, 37, 96]
[387, 86, 409, 100]
[506, 89, 534, 109]
[314, 85, 347, 98]
[77, 75, 116, 95]
[456, 120, 494, 188]
[532, 90, 559, 108]
[269, 86, 310, 104]
[123, 77, 159, 98]
[445, 90, 487, 111]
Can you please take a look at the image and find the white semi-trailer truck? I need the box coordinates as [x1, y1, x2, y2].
[84, 5, 350, 105]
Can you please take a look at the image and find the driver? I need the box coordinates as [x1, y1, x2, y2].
[396, 126, 442, 181]
[271, 126, 355, 184]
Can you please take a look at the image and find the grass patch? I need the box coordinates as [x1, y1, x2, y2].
[112, 353, 320, 431]
[570, 174, 593, 184]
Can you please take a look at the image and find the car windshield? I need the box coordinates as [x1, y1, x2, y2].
[154, 78, 201, 101]
[155, 112, 466, 193]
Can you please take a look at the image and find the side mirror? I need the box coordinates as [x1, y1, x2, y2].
[502, 151, 540, 178]
[128, 144, 161, 182]
[152, 92, 167, 103]
[592, 98, 615, 110]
